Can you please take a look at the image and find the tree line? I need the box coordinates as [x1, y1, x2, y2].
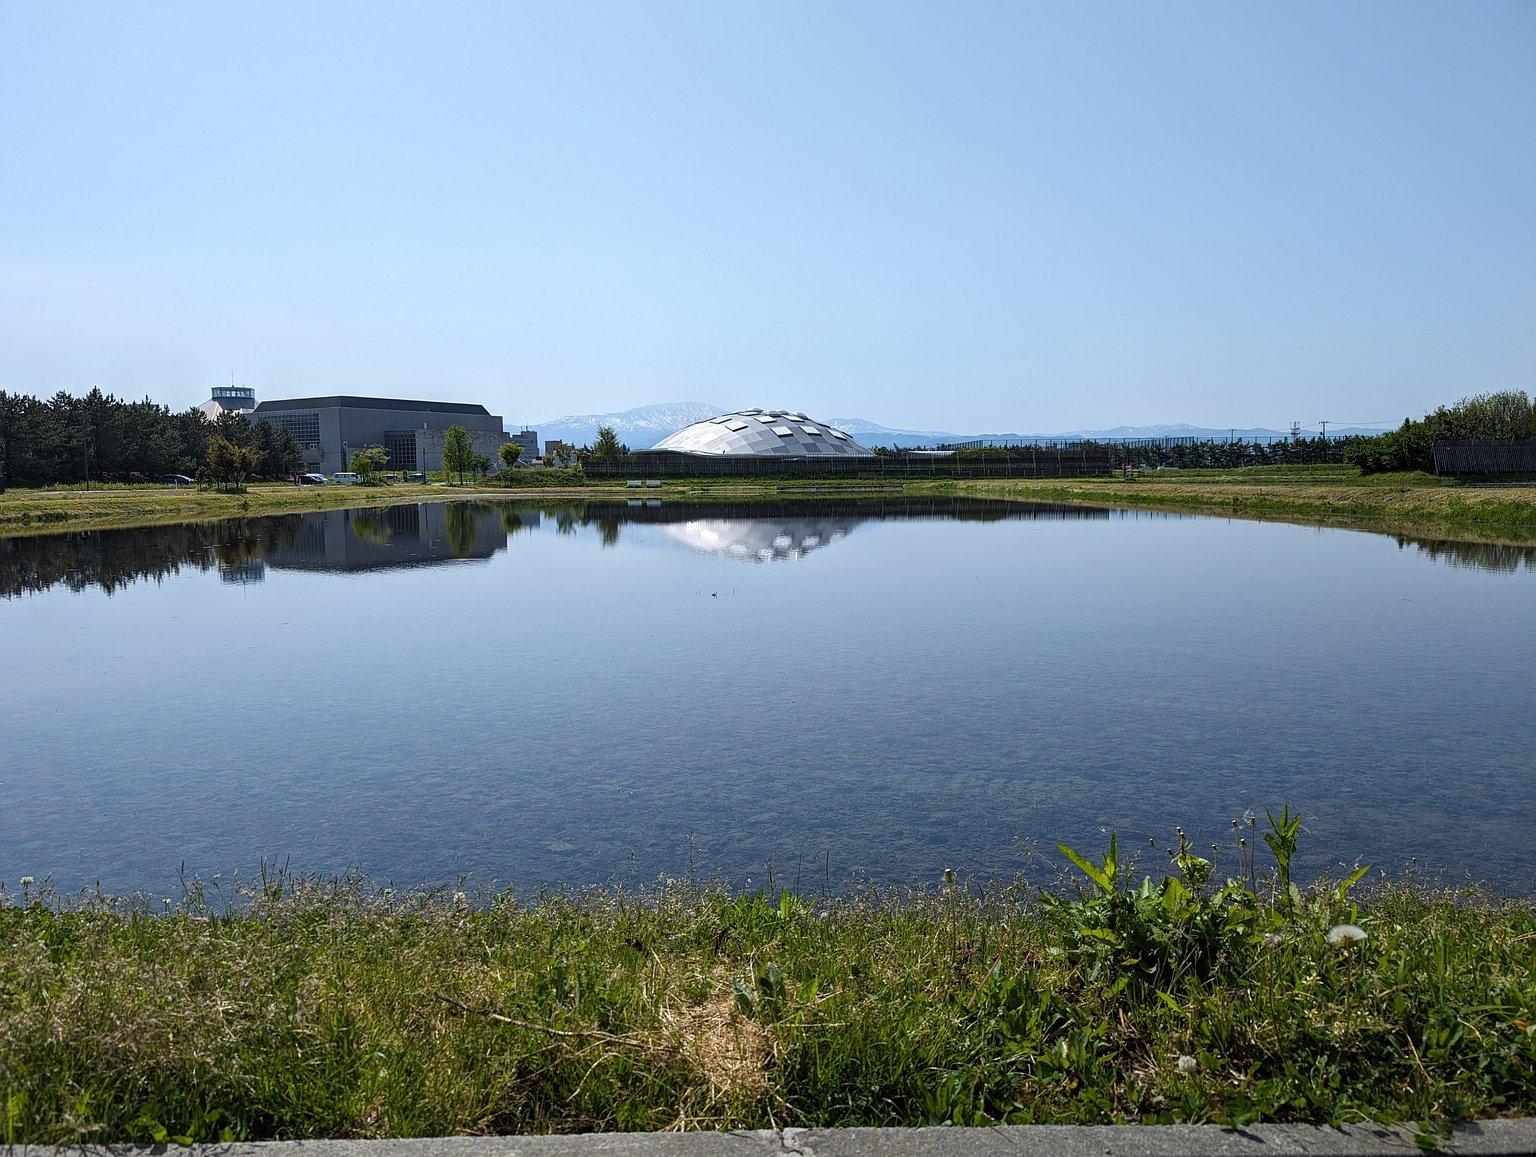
[1343, 389, 1535, 473]
[0, 388, 303, 490]
[931, 436, 1363, 469]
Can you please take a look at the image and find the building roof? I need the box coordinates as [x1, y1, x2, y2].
[643, 408, 875, 458]
[255, 396, 492, 416]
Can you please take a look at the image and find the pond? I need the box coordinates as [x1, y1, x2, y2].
[2, 497, 1533, 896]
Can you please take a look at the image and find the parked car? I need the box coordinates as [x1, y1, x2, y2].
[298, 473, 329, 485]
[329, 471, 364, 485]
[160, 474, 195, 485]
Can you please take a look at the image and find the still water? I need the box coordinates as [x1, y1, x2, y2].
[2, 497, 1533, 895]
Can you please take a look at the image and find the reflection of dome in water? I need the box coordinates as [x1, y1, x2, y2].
[648, 409, 875, 457]
[662, 518, 856, 562]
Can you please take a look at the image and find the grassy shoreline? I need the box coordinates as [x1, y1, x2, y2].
[2, 843, 1532, 1144]
[0, 482, 613, 538]
[3, 467, 1536, 545]
[954, 467, 1536, 546]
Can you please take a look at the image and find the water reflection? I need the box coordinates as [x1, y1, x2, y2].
[2, 498, 1532, 599]
[1393, 536, 1536, 574]
[262, 504, 507, 572]
[0, 518, 306, 598]
[6, 494, 1536, 897]
[664, 517, 854, 562]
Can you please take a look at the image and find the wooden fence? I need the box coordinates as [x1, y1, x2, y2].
[1432, 440, 1536, 475]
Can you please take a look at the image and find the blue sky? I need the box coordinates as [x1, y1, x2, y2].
[1, 1, 1532, 431]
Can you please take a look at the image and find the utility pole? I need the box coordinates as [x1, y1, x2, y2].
[1318, 420, 1329, 441]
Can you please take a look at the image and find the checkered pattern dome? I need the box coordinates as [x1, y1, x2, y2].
[646, 409, 875, 457]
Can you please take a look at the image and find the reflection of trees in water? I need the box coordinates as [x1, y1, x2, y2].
[349, 511, 394, 546]
[500, 508, 535, 537]
[0, 519, 304, 599]
[212, 534, 266, 573]
[1397, 536, 1536, 573]
[444, 502, 481, 559]
[6, 499, 1533, 598]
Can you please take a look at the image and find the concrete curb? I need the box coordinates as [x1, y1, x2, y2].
[11, 1122, 1536, 1156]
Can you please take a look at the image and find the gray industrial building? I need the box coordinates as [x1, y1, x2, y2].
[508, 427, 540, 461]
[252, 395, 510, 475]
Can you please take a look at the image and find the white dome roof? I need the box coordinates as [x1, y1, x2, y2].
[647, 409, 875, 457]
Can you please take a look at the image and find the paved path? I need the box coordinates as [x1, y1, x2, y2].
[16, 1122, 1536, 1155]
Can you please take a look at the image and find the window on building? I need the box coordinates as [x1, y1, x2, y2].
[381, 430, 418, 469]
[267, 411, 321, 445]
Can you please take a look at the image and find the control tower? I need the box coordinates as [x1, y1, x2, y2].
[198, 385, 256, 421]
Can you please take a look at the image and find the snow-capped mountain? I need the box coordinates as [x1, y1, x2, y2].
[525, 402, 725, 449]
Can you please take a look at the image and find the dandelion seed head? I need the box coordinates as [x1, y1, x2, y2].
[1176, 1055, 1198, 1073]
[19, 876, 33, 887]
[1326, 923, 1367, 947]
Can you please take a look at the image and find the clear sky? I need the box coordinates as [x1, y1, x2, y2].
[1, 1, 1532, 431]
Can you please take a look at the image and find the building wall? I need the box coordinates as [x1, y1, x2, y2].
[414, 427, 512, 474]
[256, 399, 508, 474]
[509, 428, 540, 461]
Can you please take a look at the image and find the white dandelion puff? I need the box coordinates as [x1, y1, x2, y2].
[1176, 1055, 1198, 1073]
[1326, 923, 1367, 947]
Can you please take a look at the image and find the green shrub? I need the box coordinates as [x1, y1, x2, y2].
[480, 467, 588, 487]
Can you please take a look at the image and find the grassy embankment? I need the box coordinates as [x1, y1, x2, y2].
[3, 822, 1533, 1143]
[955, 465, 1536, 546]
[4, 466, 1536, 545]
[0, 481, 614, 538]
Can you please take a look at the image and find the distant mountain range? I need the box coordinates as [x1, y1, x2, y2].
[522, 404, 1390, 451]
[528, 402, 725, 449]
[827, 418, 1393, 448]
